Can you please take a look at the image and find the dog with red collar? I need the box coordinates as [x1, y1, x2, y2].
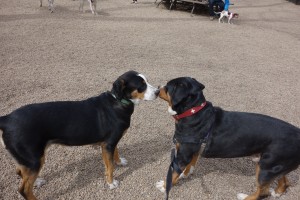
[0, 70, 159, 200]
[215, 10, 239, 24]
[156, 77, 300, 200]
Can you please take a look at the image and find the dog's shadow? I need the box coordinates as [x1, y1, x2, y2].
[174, 156, 300, 194]
[41, 135, 171, 199]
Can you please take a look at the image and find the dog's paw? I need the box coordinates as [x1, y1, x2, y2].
[251, 155, 260, 162]
[237, 193, 248, 200]
[156, 180, 166, 193]
[34, 178, 46, 188]
[179, 166, 194, 179]
[270, 188, 282, 198]
[116, 157, 128, 166]
[108, 179, 119, 190]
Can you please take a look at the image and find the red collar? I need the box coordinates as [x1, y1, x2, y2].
[173, 102, 207, 120]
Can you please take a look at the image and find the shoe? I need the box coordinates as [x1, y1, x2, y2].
[210, 16, 214, 21]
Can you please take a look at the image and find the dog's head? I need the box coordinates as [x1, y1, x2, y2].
[159, 77, 206, 115]
[112, 71, 159, 104]
[233, 13, 239, 18]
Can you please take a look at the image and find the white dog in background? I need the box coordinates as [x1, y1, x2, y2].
[215, 11, 239, 24]
[79, 0, 97, 15]
[40, 0, 97, 14]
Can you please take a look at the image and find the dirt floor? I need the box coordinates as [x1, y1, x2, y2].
[0, 0, 300, 199]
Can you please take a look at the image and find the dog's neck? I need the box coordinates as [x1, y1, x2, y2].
[110, 92, 134, 106]
[172, 102, 207, 120]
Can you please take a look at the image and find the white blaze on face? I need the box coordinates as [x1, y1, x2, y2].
[138, 74, 158, 101]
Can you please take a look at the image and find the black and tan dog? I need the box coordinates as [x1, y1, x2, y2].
[156, 77, 300, 200]
[0, 70, 159, 200]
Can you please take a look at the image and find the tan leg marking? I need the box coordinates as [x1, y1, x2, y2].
[101, 143, 114, 184]
[17, 165, 39, 200]
[114, 147, 121, 164]
[172, 171, 180, 185]
[183, 153, 199, 177]
[16, 155, 45, 199]
[275, 176, 289, 195]
[245, 164, 271, 200]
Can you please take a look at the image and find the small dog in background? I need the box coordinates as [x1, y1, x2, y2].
[79, 0, 97, 15]
[215, 10, 239, 24]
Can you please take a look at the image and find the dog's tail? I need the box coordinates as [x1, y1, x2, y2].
[214, 11, 222, 15]
[0, 115, 8, 148]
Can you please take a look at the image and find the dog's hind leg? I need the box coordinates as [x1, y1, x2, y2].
[33, 155, 46, 188]
[237, 164, 271, 200]
[17, 165, 40, 200]
[17, 154, 46, 197]
[270, 176, 289, 197]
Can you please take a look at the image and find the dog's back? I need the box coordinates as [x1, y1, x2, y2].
[204, 108, 300, 161]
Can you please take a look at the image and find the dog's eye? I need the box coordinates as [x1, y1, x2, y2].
[137, 84, 146, 93]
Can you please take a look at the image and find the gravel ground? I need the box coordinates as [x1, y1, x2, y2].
[0, 0, 300, 199]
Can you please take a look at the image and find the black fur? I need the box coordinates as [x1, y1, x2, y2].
[165, 77, 300, 185]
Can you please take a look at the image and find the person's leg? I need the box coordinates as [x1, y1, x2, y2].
[224, 0, 230, 11]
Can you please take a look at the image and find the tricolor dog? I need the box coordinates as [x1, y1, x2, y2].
[156, 77, 300, 200]
[0, 70, 159, 200]
[215, 10, 239, 24]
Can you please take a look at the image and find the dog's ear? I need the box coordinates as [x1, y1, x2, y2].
[189, 78, 205, 94]
[112, 78, 125, 99]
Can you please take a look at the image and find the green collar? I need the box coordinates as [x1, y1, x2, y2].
[109, 92, 132, 106]
[120, 98, 132, 105]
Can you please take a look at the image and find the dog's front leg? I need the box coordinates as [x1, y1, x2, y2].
[101, 143, 119, 189]
[156, 170, 180, 193]
[228, 17, 232, 24]
[156, 143, 182, 193]
[114, 147, 128, 166]
[179, 153, 200, 179]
